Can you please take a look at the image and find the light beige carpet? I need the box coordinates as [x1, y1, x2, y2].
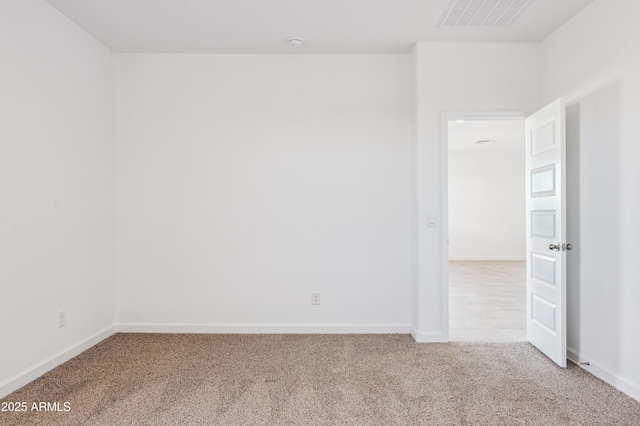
[1, 334, 639, 425]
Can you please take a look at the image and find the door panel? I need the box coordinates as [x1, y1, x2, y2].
[526, 98, 567, 368]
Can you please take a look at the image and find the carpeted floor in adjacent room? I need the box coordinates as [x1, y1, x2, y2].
[1, 334, 639, 425]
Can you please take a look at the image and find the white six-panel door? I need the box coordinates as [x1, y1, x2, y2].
[525, 98, 568, 368]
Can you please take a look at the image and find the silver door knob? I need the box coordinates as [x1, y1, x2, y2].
[549, 243, 560, 251]
[564, 243, 573, 251]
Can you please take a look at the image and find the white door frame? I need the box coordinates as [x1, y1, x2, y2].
[440, 111, 526, 340]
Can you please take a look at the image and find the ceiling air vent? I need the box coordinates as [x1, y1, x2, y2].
[437, 0, 534, 28]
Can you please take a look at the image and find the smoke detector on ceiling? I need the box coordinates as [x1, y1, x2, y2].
[438, 0, 534, 28]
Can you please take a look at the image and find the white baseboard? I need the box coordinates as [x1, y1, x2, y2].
[410, 327, 447, 343]
[0, 325, 116, 399]
[567, 346, 640, 402]
[116, 323, 411, 334]
[448, 256, 526, 261]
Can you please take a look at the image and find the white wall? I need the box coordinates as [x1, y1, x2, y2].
[114, 54, 412, 331]
[0, 0, 115, 397]
[542, 0, 640, 400]
[412, 42, 541, 341]
[448, 150, 525, 260]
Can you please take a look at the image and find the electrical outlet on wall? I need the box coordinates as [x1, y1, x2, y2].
[311, 292, 321, 305]
[58, 310, 65, 328]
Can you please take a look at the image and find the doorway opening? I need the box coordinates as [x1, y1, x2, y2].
[446, 118, 527, 342]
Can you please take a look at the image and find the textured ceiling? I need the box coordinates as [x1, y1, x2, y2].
[45, 0, 594, 53]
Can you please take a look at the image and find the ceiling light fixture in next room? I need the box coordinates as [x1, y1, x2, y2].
[288, 38, 304, 47]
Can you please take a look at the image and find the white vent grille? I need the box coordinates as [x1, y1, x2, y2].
[437, 0, 534, 28]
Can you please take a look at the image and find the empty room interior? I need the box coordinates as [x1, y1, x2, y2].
[2, 0, 640, 424]
[448, 119, 527, 343]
